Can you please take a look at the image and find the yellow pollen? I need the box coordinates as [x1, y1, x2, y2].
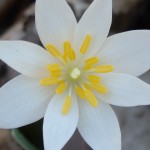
[64, 42, 71, 57]
[85, 57, 99, 66]
[47, 64, 62, 77]
[80, 35, 92, 54]
[84, 89, 98, 107]
[91, 83, 108, 94]
[55, 82, 67, 94]
[88, 75, 101, 83]
[47, 64, 61, 71]
[40, 77, 60, 86]
[83, 83, 90, 90]
[50, 71, 62, 77]
[84, 65, 93, 70]
[64, 42, 71, 52]
[75, 86, 85, 99]
[61, 55, 67, 63]
[46, 44, 61, 57]
[62, 96, 72, 115]
[95, 65, 114, 73]
[70, 68, 81, 79]
[69, 49, 76, 60]
[64, 42, 76, 61]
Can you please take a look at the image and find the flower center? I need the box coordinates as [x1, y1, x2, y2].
[40, 34, 114, 115]
[70, 68, 81, 79]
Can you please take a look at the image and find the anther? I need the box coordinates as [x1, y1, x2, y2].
[84, 88, 98, 107]
[75, 86, 85, 99]
[91, 83, 108, 94]
[40, 77, 60, 86]
[85, 56, 99, 66]
[62, 96, 72, 115]
[56, 82, 67, 94]
[80, 35, 92, 54]
[88, 75, 101, 83]
[95, 65, 114, 73]
[47, 64, 62, 77]
[46, 44, 61, 57]
[64, 41, 76, 61]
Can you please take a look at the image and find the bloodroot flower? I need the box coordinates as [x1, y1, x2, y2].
[1, 0, 150, 149]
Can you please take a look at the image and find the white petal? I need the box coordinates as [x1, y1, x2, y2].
[0, 41, 55, 78]
[78, 100, 121, 150]
[0, 75, 54, 128]
[98, 30, 150, 76]
[98, 73, 150, 106]
[43, 92, 79, 150]
[35, 0, 77, 50]
[73, 0, 112, 56]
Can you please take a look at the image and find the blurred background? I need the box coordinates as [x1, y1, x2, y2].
[0, 0, 150, 149]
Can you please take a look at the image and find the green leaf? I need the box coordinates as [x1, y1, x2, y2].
[11, 129, 38, 150]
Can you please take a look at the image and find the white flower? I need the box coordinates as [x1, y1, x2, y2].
[1, 0, 150, 149]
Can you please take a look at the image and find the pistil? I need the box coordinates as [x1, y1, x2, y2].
[70, 68, 81, 79]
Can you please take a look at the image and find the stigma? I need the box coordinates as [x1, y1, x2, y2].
[70, 68, 81, 79]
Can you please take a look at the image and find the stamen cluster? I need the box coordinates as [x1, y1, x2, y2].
[40, 35, 114, 114]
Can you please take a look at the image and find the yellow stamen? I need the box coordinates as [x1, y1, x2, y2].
[62, 96, 72, 115]
[95, 65, 114, 73]
[50, 71, 62, 77]
[56, 82, 67, 94]
[46, 44, 61, 57]
[83, 83, 90, 90]
[75, 86, 85, 99]
[84, 65, 93, 70]
[69, 49, 76, 60]
[80, 35, 92, 54]
[64, 42, 76, 61]
[40, 77, 60, 86]
[64, 42, 71, 57]
[91, 83, 107, 94]
[61, 55, 67, 63]
[47, 64, 61, 71]
[84, 89, 98, 107]
[41, 35, 113, 115]
[85, 57, 99, 66]
[88, 75, 101, 83]
[47, 64, 62, 77]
